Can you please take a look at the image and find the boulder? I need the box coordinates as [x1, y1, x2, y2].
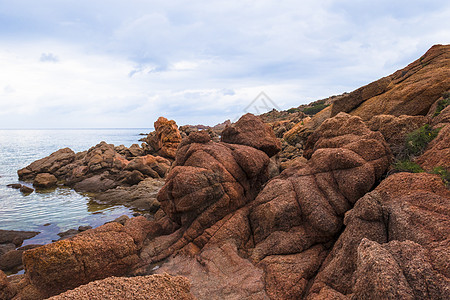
[331, 45, 450, 120]
[21, 217, 153, 298]
[306, 172, 450, 298]
[0, 245, 41, 273]
[33, 173, 57, 189]
[0, 230, 39, 247]
[48, 273, 195, 300]
[20, 185, 34, 194]
[367, 114, 428, 155]
[145, 117, 182, 159]
[18, 148, 75, 181]
[221, 113, 281, 157]
[141, 130, 271, 263]
[6, 184, 21, 189]
[0, 270, 15, 300]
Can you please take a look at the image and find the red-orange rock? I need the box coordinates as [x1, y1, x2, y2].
[416, 124, 450, 171]
[307, 173, 450, 298]
[146, 117, 182, 159]
[221, 113, 281, 157]
[332, 45, 450, 120]
[22, 217, 152, 298]
[48, 274, 195, 300]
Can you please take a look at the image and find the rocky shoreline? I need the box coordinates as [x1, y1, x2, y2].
[1, 44, 449, 299]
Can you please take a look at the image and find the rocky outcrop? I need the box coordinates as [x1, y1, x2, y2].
[306, 172, 450, 299]
[144, 117, 182, 159]
[48, 273, 194, 300]
[135, 112, 391, 299]
[367, 114, 428, 155]
[221, 113, 281, 157]
[149, 129, 271, 263]
[332, 45, 450, 119]
[416, 124, 450, 171]
[18, 142, 170, 193]
[18, 148, 75, 181]
[33, 173, 57, 189]
[19, 217, 152, 298]
[0, 270, 15, 300]
[0, 230, 39, 254]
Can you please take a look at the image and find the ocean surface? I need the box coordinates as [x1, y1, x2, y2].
[0, 129, 150, 246]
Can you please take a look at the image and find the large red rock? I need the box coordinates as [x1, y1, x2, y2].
[0, 270, 15, 299]
[221, 113, 281, 157]
[416, 123, 450, 171]
[306, 172, 450, 299]
[145, 117, 182, 159]
[152, 131, 271, 262]
[139, 113, 391, 299]
[48, 274, 194, 300]
[21, 217, 153, 298]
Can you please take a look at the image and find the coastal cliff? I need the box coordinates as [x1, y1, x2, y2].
[2, 44, 449, 300]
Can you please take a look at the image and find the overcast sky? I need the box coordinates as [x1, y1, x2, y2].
[0, 0, 449, 128]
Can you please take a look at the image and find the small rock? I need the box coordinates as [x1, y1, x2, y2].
[112, 215, 130, 225]
[77, 226, 92, 232]
[57, 229, 80, 240]
[6, 184, 22, 189]
[20, 186, 34, 194]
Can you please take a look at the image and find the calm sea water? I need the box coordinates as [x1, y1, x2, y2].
[0, 129, 150, 246]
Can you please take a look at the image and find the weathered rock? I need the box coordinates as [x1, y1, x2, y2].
[94, 178, 165, 212]
[20, 185, 34, 194]
[367, 114, 428, 156]
[331, 45, 450, 120]
[306, 172, 450, 298]
[18, 148, 76, 181]
[145, 117, 182, 159]
[148, 130, 271, 262]
[0, 245, 41, 273]
[0, 230, 39, 247]
[416, 124, 450, 171]
[138, 113, 391, 299]
[221, 113, 281, 157]
[33, 173, 57, 189]
[0, 270, 15, 300]
[6, 184, 21, 189]
[155, 243, 268, 300]
[21, 217, 152, 298]
[48, 273, 195, 300]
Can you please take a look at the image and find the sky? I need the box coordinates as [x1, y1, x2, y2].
[0, 0, 449, 128]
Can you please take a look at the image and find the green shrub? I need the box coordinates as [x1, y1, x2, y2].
[303, 103, 329, 115]
[433, 97, 449, 117]
[430, 166, 450, 187]
[287, 108, 300, 113]
[392, 160, 424, 173]
[405, 124, 440, 156]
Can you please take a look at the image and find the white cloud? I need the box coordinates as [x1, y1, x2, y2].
[0, 0, 449, 128]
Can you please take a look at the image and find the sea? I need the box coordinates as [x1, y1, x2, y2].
[0, 128, 151, 246]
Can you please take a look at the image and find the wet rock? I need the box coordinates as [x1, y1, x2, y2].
[6, 184, 21, 189]
[221, 113, 281, 157]
[0, 230, 39, 247]
[33, 173, 57, 189]
[20, 185, 34, 194]
[49, 273, 195, 300]
[77, 226, 92, 232]
[0, 245, 41, 273]
[57, 229, 80, 240]
[18, 148, 76, 181]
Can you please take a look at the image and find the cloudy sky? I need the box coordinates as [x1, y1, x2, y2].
[0, 0, 449, 128]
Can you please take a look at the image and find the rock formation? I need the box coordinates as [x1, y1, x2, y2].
[48, 273, 195, 300]
[143, 117, 182, 159]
